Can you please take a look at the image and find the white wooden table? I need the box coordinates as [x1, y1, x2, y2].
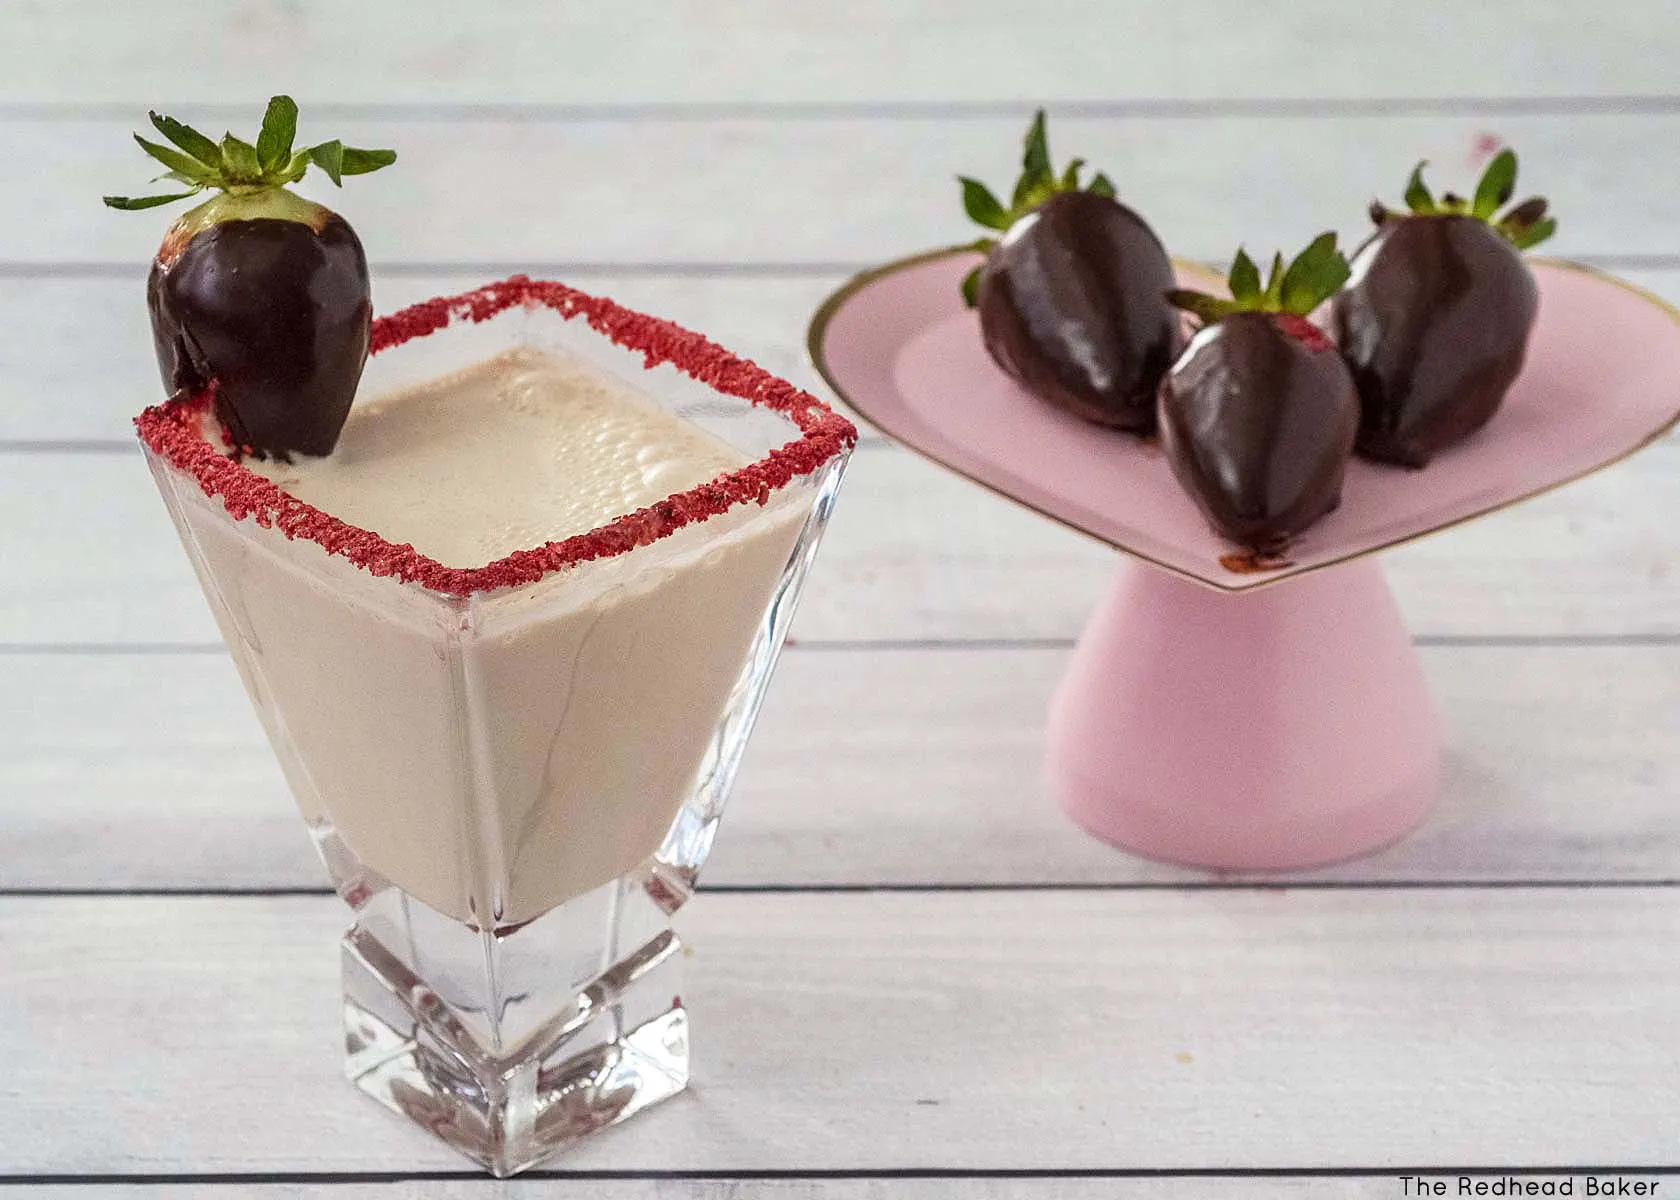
[1, 3, 1677, 1195]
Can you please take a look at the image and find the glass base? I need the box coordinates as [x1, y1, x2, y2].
[338, 878, 690, 1177]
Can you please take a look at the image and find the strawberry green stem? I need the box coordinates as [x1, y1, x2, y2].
[1168, 232, 1351, 325]
[104, 95, 395, 212]
[1371, 148, 1555, 250]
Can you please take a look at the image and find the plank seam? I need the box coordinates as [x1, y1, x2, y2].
[0, 261, 867, 279]
[3, 880, 1676, 899]
[0, 434, 899, 455]
[2, 1165, 1677, 1185]
[1, 253, 1678, 279]
[2, 635, 1678, 654]
[7, 95, 1680, 120]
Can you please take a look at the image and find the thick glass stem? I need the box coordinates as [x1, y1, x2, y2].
[340, 873, 688, 1178]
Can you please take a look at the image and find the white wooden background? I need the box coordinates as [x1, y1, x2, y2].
[1, 2, 1677, 1195]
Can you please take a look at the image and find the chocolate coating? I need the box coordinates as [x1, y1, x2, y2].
[977, 190, 1181, 433]
[1158, 313, 1359, 552]
[1332, 214, 1537, 468]
[148, 213, 371, 458]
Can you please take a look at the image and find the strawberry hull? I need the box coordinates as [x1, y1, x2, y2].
[1158, 312, 1359, 553]
[148, 213, 371, 459]
[977, 191, 1181, 433]
[1333, 214, 1538, 468]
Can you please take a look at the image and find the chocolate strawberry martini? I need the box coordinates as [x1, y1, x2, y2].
[116, 98, 855, 1175]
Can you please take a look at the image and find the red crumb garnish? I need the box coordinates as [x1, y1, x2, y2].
[1271, 313, 1333, 353]
[1218, 549, 1295, 574]
[135, 275, 857, 597]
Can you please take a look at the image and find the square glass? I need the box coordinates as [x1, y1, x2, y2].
[136, 277, 855, 1176]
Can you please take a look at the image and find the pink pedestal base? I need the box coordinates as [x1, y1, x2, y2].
[1047, 558, 1442, 871]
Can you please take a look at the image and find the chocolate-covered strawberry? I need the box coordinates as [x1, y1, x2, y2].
[958, 111, 1180, 433]
[1159, 235, 1358, 553]
[1333, 150, 1555, 467]
[105, 96, 395, 459]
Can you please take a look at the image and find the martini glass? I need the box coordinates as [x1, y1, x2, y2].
[136, 277, 855, 1176]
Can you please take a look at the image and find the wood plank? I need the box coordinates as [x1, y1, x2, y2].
[0, 0, 1670, 105]
[0, 443, 1105, 646]
[5, 270, 1675, 648]
[12, 114, 1679, 266]
[0, 273, 861, 445]
[2, 890, 1675, 1173]
[2, 434, 1675, 648]
[3, 645, 1674, 890]
[7, 268, 1679, 445]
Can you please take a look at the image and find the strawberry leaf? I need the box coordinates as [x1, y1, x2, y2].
[1010, 170, 1054, 213]
[1263, 252, 1286, 308]
[1279, 231, 1350, 315]
[103, 190, 202, 210]
[256, 95, 299, 172]
[1228, 248, 1262, 304]
[959, 176, 1011, 231]
[148, 111, 223, 171]
[133, 135, 219, 184]
[1509, 216, 1557, 250]
[1167, 289, 1236, 326]
[956, 111, 1119, 234]
[1020, 109, 1053, 191]
[1383, 146, 1552, 239]
[111, 98, 397, 213]
[1403, 162, 1436, 214]
[1472, 148, 1517, 220]
[309, 139, 345, 186]
[220, 133, 261, 182]
[1200, 234, 1349, 321]
[956, 238, 998, 305]
[280, 149, 313, 183]
[1499, 196, 1548, 230]
[339, 147, 397, 175]
[1495, 196, 1553, 251]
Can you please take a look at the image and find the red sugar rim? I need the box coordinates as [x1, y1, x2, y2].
[135, 275, 858, 596]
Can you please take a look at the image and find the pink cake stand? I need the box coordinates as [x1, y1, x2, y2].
[807, 248, 1680, 871]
